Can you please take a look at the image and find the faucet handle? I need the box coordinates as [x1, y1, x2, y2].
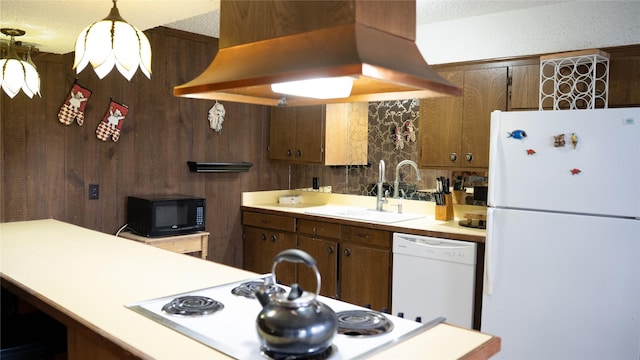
[391, 203, 403, 214]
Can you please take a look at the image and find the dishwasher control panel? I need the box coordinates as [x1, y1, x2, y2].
[392, 233, 477, 265]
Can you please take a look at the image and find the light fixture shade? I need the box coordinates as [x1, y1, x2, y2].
[271, 77, 354, 99]
[73, 2, 152, 81]
[0, 57, 41, 98]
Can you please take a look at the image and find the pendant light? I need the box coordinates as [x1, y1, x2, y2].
[0, 28, 41, 99]
[73, 0, 152, 80]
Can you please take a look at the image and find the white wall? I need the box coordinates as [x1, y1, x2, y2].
[417, 1, 640, 64]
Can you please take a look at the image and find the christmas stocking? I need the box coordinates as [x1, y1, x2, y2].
[96, 100, 128, 142]
[58, 82, 92, 126]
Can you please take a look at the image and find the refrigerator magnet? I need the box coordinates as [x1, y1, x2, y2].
[507, 129, 527, 139]
[526, 149, 536, 155]
[570, 168, 582, 175]
[571, 133, 578, 149]
[554, 134, 566, 147]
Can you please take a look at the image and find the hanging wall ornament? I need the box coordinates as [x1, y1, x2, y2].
[58, 81, 92, 126]
[404, 120, 416, 143]
[394, 125, 404, 150]
[96, 99, 128, 142]
[208, 101, 226, 133]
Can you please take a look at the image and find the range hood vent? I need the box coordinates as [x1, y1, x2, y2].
[174, 0, 462, 106]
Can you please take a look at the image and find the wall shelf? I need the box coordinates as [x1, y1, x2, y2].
[187, 161, 253, 173]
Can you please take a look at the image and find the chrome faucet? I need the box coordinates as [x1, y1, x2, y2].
[393, 160, 422, 199]
[376, 160, 388, 211]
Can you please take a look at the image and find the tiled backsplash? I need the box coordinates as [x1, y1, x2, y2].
[289, 100, 487, 202]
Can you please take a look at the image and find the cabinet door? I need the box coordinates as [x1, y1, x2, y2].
[609, 56, 640, 106]
[294, 106, 324, 163]
[509, 64, 540, 110]
[339, 242, 390, 312]
[269, 107, 297, 161]
[269, 106, 324, 163]
[243, 226, 296, 285]
[297, 235, 338, 298]
[419, 70, 464, 168]
[461, 67, 508, 169]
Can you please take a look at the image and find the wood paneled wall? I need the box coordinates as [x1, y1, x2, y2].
[1, 27, 289, 267]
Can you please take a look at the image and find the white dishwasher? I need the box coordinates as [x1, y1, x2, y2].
[392, 233, 477, 328]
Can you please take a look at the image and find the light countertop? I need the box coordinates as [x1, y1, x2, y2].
[0, 219, 499, 359]
[242, 190, 486, 242]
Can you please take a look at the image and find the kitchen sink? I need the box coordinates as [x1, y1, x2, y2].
[305, 206, 426, 224]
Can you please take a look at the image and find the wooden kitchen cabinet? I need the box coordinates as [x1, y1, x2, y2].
[509, 64, 540, 110]
[242, 211, 392, 310]
[339, 225, 391, 312]
[297, 219, 339, 298]
[507, 48, 640, 109]
[242, 212, 297, 285]
[419, 67, 508, 170]
[297, 220, 391, 310]
[608, 53, 640, 106]
[269, 103, 368, 165]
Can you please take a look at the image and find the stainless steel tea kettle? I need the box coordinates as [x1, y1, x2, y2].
[255, 249, 337, 357]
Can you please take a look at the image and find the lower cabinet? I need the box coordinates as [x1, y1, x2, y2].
[242, 213, 297, 285]
[340, 226, 391, 312]
[297, 219, 339, 299]
[242, 212, 391, 311]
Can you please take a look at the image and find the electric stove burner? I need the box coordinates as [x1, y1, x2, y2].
[336, 310, 394, 336]
[161, 296, 224, 316]
[231, 280, 286, 299]
[261, 344, 336, 360]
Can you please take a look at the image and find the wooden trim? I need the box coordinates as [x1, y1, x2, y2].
[540, 48, 610, 61]
[460, 332, 502, 360]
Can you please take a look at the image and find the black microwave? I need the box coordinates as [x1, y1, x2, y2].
[126, 196, 206, 237]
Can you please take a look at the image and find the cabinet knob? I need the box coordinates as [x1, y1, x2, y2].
[295, 150, 302, 157]
[465, 153, 473, 162]
[286, 150, 292, 157]
[270, 235, 277, 242]
[327, 246, 334, 254]
[450, 153, 458, 162]
[261, 234, 267, 241]
[343, 248, 351, 257]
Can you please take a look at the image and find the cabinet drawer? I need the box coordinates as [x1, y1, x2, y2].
[341, 226, 390, 248]
[242, 212, 295, 232]
[298, 219, 341, 239]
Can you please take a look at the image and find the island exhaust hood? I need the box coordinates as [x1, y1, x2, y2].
[174, 0, 462, 106]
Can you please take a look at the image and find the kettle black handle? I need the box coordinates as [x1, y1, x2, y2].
[271, 249, 321, 298]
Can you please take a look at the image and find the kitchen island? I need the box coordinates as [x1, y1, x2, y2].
[0, 219, 499, 359]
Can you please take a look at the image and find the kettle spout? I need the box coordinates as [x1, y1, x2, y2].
[255, 287, 271, 307]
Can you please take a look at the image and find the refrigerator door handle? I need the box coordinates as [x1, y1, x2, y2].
[484, 207, 496, 296]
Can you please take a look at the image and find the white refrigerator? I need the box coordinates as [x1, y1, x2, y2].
[483, 108, 640, 359]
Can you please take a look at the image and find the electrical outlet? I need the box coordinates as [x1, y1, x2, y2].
[89, 184, 99, 200]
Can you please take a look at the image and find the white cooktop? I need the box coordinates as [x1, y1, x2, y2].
[126, 276, 438, 359]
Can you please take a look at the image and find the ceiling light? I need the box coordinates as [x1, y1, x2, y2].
[0, 28, 41, 99]
[73, 0, 151, 80]
[271, 77, 354, 99]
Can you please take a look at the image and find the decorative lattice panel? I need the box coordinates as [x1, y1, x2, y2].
[539, 49, 609, 110]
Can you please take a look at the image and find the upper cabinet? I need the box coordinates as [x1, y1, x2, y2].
[419, 67, 507, 170]
[269, 103, 368, 165]
[509, 64, 540, 110]
[608, 48, 640, 107]
[509, 47, 640, 110]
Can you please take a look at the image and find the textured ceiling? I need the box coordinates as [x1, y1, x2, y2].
[1, 0, 564, 54]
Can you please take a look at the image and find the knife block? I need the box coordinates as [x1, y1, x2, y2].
[435, 193, 454, 221]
